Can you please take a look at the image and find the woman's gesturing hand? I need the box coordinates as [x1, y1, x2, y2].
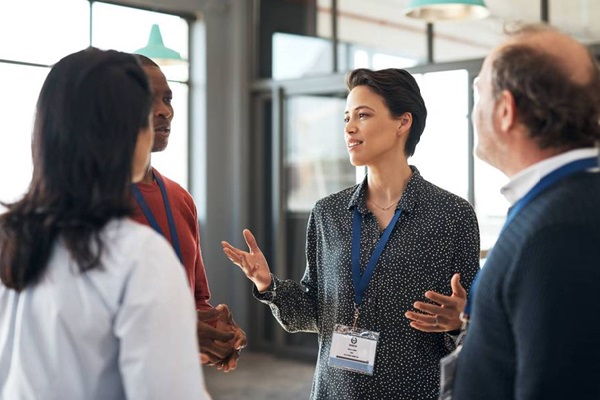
[221, 229, 273, 292]
[405, 273, 467, 333]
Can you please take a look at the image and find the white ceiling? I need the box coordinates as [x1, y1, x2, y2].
[317, 0, 600, 63]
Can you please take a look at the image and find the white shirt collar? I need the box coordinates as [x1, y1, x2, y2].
[500, 148, 599, 205]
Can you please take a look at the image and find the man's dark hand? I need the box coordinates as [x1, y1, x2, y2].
[213, 304, 247, 372]
[196, 309, 235, 364]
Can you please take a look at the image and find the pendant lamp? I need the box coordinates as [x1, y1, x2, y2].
[404, 0, 490, 21]
[134, 24, 185, 65]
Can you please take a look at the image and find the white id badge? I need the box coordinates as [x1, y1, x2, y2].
[328, 324, 379, 375]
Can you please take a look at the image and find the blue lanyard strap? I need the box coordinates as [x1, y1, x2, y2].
[132, 172, 183, 264]
[463, 156, 598, 317]
[351, 206, 402, 307]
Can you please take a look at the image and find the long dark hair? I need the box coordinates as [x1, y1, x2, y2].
[0, 47, 152, 291]
[346, 68, 427, 157]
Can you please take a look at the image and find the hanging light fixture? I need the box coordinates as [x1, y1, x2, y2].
[134, 24, 186, 65]
[404, 0, 490, 22]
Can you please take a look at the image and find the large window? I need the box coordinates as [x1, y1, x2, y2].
[411, 69, 470, 201]
[0, 0, 89, 65]
[471, 77, 509, 251]
[0, 1, 190, 210]
[0, 64, 50, 205]
[0, 0, 89, 208]
[474, 143, 510, 251]
[272, 32, 417, 81]
[91, 2, 190, 187]
[284, 95, 355, 211]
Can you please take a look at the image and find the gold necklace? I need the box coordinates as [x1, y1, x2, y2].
[368, 198, 399, 211]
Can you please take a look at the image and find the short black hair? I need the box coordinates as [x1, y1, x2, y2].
[346, 68, 427, 157]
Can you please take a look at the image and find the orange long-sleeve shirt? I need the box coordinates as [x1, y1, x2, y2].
[131, 168, 212, 311]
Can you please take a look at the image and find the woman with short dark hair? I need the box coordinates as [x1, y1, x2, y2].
[222, 68, 480, 399]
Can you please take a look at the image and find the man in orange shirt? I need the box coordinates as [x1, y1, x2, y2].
[132, 54, 246, 371]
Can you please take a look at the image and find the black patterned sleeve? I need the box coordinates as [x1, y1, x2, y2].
[252, 209, 320, 334]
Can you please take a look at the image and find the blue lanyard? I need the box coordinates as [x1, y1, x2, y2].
[131, 172, 183, 264]
[351, 206, 402, 307]
[464, 156, 598, 317]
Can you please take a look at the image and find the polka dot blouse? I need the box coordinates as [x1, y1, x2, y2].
[254, 166, 480, 400]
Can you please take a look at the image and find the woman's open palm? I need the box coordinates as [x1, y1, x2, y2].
[221, 229, 272, 292]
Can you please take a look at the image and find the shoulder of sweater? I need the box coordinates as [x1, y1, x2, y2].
[498, 176, 600, 255]
[520, 173, 600, 222]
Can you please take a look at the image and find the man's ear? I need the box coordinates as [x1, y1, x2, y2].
[497, 90, 517, 133]
[398, 112, 412, 135]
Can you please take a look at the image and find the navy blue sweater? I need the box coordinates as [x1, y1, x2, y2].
[453, 172, 600, 399]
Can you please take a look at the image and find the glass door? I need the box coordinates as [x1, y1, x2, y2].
[254, 78, 362, 359]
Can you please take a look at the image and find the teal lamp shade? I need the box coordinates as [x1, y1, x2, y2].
[134, 24, 185, 65]
[404, 0, 490, 21]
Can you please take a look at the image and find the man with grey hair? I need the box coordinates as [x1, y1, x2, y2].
[453, 24, 600, 399]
